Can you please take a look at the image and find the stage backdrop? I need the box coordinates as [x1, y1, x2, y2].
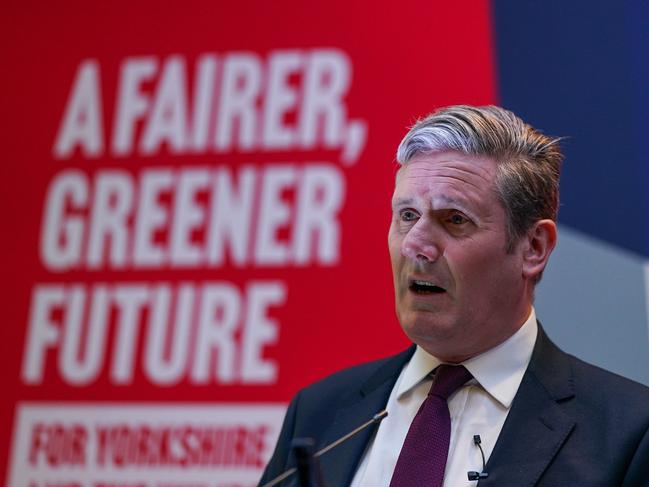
[494, 0, 649, 386]
[0, 2, 497, 486]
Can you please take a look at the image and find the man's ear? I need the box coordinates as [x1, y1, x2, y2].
[521, 219, 557, 280]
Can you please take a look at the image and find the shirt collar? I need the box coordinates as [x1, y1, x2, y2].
[396, 308, 538, 409]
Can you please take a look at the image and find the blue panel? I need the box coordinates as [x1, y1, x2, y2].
[492, 0, 649, 257]
[626, 0, 649, 251]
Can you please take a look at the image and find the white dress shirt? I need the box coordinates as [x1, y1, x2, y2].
[350, 309, 538, 487]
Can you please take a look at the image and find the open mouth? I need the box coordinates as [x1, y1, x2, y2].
[409, 279, 446, 295]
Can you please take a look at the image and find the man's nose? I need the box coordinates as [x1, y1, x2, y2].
[401, 220, 441, 263]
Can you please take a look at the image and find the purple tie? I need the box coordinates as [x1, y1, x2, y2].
[390, 364, 473, 487]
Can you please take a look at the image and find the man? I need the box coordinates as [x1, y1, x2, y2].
[259, 105, 649, 486]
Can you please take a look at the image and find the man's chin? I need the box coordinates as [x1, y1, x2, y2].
[399, 313, 458, 345]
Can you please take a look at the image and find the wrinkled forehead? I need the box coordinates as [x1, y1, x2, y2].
[390, 151, 504, 217]
[394, 151, 498, 187]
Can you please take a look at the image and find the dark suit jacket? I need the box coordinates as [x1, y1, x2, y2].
[259, 326, 649, 486]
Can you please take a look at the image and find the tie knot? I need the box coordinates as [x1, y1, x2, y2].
[429, 364, 472, 399]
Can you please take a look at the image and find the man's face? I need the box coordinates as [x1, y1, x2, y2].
[388, 151, 532, 362]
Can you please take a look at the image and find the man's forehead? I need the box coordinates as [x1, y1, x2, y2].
[396, 151, 496, 182]
[395, 155, 496, 192]
[391, 154, 502, 217]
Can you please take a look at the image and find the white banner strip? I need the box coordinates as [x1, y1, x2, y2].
[8, 402, 287, 487]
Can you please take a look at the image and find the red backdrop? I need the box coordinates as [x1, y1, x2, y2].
[0, 1, 496, 485]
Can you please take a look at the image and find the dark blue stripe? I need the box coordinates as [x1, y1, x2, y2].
[492, 0, 649, 256]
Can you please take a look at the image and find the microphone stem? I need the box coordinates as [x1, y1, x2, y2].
[260, 410, 388, 487]
[314, 410, 388, 458]
[262, 467, 298, 487]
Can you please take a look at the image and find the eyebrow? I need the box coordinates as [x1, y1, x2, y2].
[392, 197, 414, 208]
[392, 195, 468, 209]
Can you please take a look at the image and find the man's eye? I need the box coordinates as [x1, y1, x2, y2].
[448, 213, 469, 225]
[400, 209, 419, 221]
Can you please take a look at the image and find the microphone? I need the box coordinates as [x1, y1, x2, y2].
[261, 409, 388, 487]
[467, 434, 489, 481]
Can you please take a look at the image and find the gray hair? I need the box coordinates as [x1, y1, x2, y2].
[396, 105, 563, 253]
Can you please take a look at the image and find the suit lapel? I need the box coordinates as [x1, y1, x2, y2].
[317, 346, 416, 487]
[480, 325, 576, 486]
